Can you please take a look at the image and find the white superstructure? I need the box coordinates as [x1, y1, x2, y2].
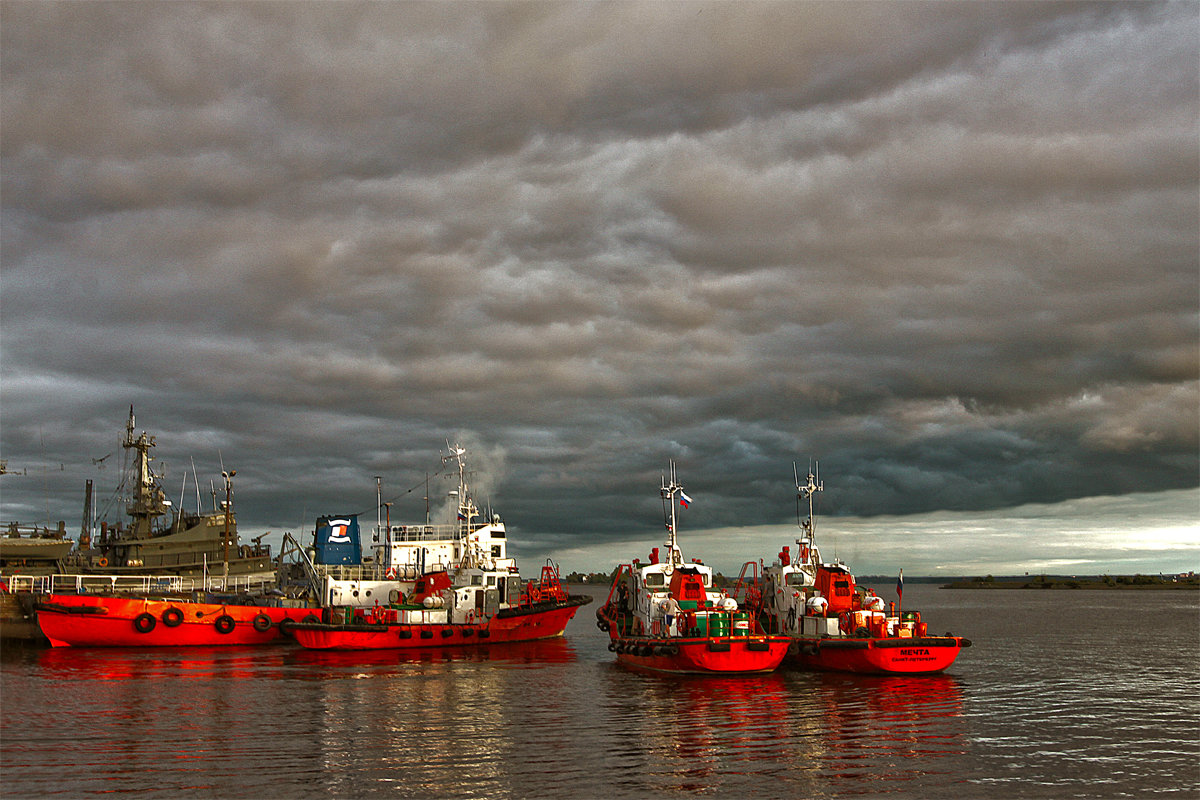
[305, 445, 520, 611]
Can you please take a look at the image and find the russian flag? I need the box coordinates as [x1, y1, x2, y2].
[679, 491, 692, 509]
[897, 569, 903, 601]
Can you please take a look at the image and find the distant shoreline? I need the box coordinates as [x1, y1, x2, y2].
[942, 576, 1199, 590]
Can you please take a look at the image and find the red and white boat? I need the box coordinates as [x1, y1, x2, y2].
[290, 562, 589, 650]
[34, 593, 317, 648]
[753, 466, 971, 674]
[595, 463, 790, 675]
[288, 445, 591, 650]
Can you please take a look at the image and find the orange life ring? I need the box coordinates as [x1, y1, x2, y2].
[97, 557, 108, 568]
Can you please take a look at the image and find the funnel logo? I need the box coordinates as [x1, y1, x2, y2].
[326, 519, 353, 543]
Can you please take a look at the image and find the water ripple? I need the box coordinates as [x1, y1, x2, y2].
[2, 585, 1197, 798]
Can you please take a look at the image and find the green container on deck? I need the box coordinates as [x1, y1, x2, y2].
[706, 613, 729, 637]
[679, 600, 698, 610]
[732, 612, 751, 636]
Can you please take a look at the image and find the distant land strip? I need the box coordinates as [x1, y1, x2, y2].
[941, 574, 1198, 590]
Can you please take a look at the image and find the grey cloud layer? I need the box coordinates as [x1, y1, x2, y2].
[1, 2, 1195, 554]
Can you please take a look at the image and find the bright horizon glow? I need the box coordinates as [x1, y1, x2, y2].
[520, 487, 1200, 578]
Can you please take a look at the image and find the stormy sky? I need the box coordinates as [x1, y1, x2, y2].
[2, 1, 1197, 576]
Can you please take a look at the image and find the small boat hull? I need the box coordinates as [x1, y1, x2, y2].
[35, 594, 318, 647]
[788, 636, 969, 674]
[291, 598, 590, 650]
[611, 635, 791, 675]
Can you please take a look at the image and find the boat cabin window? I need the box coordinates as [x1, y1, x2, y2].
[471, 575, 483, 586]
[834, 580, 851, 596]
[491, 546, 502, 557]
[645, 572, 666, 587]
[786, 573, 808, 586]
[486, 576, 496, 586]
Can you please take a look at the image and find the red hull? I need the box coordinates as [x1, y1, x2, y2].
[36, 594, 318, 647]
[611, 635, 791, 675]
[291, 603, 585, 650]
[789, 636, 967, 674]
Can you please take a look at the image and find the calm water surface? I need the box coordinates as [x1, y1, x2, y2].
[2, 584, 1197, 798]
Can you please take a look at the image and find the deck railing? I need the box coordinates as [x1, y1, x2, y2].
[3, 572, 277, 596]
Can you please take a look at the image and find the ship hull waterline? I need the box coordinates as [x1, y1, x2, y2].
[610, 635, 791, 675]
[35, 594, 318, 647]
[291, 599, 590, 651]
[787, 636, 968, 674]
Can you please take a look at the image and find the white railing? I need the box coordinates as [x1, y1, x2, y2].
[381, 521, 498, 543]
[4, 572, 278, 596]
[384, 524, 461, 542]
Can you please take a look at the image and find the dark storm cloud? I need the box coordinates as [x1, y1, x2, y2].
[1, 2, 1196, 570]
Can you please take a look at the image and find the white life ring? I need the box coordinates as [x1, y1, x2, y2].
[385, 567, 398, 579]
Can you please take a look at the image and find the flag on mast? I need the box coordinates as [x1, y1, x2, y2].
[897, 569, 904, 601]
[679, 491, 693, 508]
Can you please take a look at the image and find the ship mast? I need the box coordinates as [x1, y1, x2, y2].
[796, 462, 822, 567]
[660, 461, 686, 569]
[221, 468, 235, 579]
[442, 444, 476, 564]
[122, 406, 170, 532]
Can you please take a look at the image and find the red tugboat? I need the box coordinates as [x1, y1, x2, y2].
[29, 433, 316, 648]
[289, 562, 588, 650]
[288, 446, 591, 651]
[595, 463, 790, 675]
[754, 466, 970, 674]
[34, 593, 317, 647]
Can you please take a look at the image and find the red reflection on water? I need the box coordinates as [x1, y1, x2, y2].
[817, 672, 965, 721]
[284, 635, 578, 672]
[626, 672, 793, 789]
[23, 635, 579, 683]
[30, 644, 294, 682]
[814, 671, 967, 779]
